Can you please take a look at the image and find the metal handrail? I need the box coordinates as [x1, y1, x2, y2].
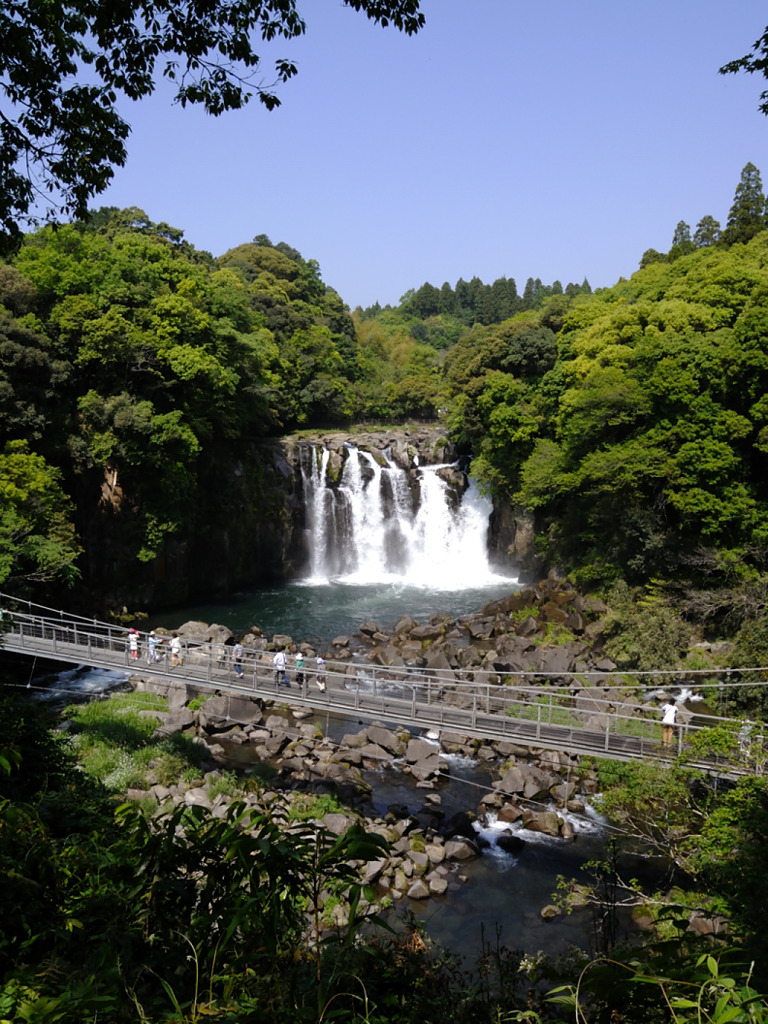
[1, 604, 764, 774]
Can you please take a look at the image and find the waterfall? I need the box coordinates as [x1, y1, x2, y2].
[300, 444, 507, 588]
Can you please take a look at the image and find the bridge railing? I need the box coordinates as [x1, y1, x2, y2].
[1, 603, 765, 773]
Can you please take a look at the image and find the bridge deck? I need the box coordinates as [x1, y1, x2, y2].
[1, 602, 762, 777]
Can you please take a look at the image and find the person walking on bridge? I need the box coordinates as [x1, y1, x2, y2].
[232, 641, 244, 677]
[273, 648, 289, 687]
[661, 698, 677, 748]
[170, 632, 183, 668]
[147, 631, 160, 664]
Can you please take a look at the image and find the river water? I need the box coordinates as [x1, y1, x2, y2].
[145, 579, 520, 649]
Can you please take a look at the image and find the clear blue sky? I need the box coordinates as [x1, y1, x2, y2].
[95, 1, 768, 310]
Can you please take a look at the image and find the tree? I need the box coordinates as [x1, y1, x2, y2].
[669, 220, 695, 261]
[0, 439, 81, 586]
[408, 281, 440, 318]
[693, 214, 721, 247]
[639, 248, 667, 269]
[0, 1, 425, 252]
[722, 162, 767, 245]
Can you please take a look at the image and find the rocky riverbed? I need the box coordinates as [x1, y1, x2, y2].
[126, 675, 599, 917]
[119, 572, 639, 921]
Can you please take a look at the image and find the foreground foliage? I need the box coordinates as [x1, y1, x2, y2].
[3, 686, 768, 1022]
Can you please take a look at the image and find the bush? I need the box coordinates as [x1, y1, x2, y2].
[602, 581, 691, 671]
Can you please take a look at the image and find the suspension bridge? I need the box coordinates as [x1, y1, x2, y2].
[1, 594, 764, 775]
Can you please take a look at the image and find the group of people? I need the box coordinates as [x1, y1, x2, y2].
[129, 625, 685, 743]
[273, 648, 326, 691]
[127, 627, 326, 688]
[126, 629, 183, 667]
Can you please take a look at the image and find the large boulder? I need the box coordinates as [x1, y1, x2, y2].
[367, 724, 407, 755]
[522, 809, 562, 837]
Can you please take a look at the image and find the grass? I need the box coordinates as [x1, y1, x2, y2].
[287, 792, 344, 822]
[208, 770, 242, 800]
[65, 691, 208, 793]
[503, 694, 583, 728]
[502, 691, 660, 741]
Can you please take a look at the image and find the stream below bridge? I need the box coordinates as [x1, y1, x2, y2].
[33, 657, 656, 965]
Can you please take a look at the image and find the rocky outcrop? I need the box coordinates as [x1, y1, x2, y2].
[329, 571, 616, 685]
[282, 426, 457, 473]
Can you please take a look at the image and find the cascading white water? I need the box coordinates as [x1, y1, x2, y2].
[300, 444, 509, 587]
[304, 446, 332, 578]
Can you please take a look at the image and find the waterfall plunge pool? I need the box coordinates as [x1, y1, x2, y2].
[147, 578, 521, 650]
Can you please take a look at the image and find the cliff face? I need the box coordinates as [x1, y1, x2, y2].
[70, 438, 298, 615]
[69, 427, 535, 615]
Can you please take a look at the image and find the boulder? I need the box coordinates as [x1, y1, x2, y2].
[496, 766, 526, 795]
[444, 837, 480, 861]
[497, 803, 523, 824]
[517, 616, 538, 637]
[370, 646, 405, 667]
[442, 811, 477, 842]
[407, 878, 430, 900]
[424, 649, 452, 671]
[409, 624, 444, 641]
[404, 738, 437, 763]
[367, 725, 407, 755]
[321, 812, 357, 834]
[496, 832, 527, 854]
[358, 742, 392, 764]
[394, 615, 417, 635]
[551, 782, 578, 805]
[530, 645, 573, 675]
[428, 875, 448, 895]
[522, 810, 562, 837]
[152, 709, 196, 738]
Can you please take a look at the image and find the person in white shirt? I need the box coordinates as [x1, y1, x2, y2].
[273, 648, 289, 687]
[232, 641, 244, 677]
[170, 633, 183, 668]
[661, 698, 677, 747]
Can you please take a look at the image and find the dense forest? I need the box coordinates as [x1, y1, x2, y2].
[4, 164, 768, 636]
